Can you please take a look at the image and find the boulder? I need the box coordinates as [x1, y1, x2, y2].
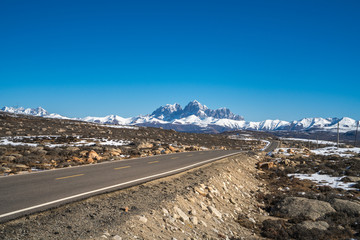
[257, 162, 274, 170]
[332, 199, 360, 216]
[88, 150, 102, 160]
[137, 141, 153, 149]
[276, 197, 335, 221]
[297, 220, 329, 231]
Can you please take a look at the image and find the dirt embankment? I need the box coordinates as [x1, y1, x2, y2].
[0, 152, 268, 240]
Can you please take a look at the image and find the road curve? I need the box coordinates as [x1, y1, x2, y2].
[264, 141, 279, 152]
[0, 150, 241, 222]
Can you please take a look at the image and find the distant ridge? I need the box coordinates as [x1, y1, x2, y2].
[1, 101, 359, 133]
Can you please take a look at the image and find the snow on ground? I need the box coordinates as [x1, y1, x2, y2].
[288, 172, 357, 191]
[0, 136, 131, 148]
[280, 137, 339, 146]
[311, 147, 360, 157]
[98, 124, 139, 130]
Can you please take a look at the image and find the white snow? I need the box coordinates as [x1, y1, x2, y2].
[288, 172, 357, 191]
[0, 136, 131, 148]
[311, 147, 360, 157]
[281, 138, 339, 146]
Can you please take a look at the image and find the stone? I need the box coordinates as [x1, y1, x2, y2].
[276, 197, 335, 221]
[88, 150, 102, 160]
[15, 164, 29, 169]
[137, 141, 153, 149]
[346, 176, 360, 182]
[199, 201, 207, 211]
[207, 206, 222, 219]
[174, 206, 189, 222]
[332, 198, 360, 216]
[4, 156, 16, 161]
[189, 209, 197, 216]
[80, 150, 88, 157]
[194, 187, 207, 196]
[162, 208, 169, 216]
[66, 147, 80, 151]
[200, 220, 208, 227]
[1, 167, 11, 173]
[139, 215, 148, 223]
[110, 151, 121, 156]
[257, 162, 274, 170]
[297, 220, 329, 231]
[190, 216, 198, 225]
[72, 157, 84, 163]
[112, 236, 122, 240]
[168, 145, 176, 152]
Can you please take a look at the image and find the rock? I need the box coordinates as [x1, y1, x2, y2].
[174, 206, 189, 222]
[297, 221, 329, 231]
[80, 150, 88, 157]
[1, 167, 11, 173]
[112, 236, 122, 240]
[189, 209, 197, 216]
[200, 220, 208, 227]
[110, 151, 121, 156]
[87, 158, 95, 164]
[168, 145, 176, 152]
[194, 187, 207, 196]
[257, 162, 274, 170]
[276, 197, 335, 221]
[207, 206, 222, 219]
[15, 164, 29, 169]
[137, 141, 153, 149]
[139, 215, 148, 223]
[4, 156, 16, 161]
[66, 147, 80, 151]
[162, 208, 169, 216]
[100, 235, 108, 239]
[57, 128, 66, 133]
[346, 176, 360, 182]
[332, 198, 360, 216]
[88, 150, 102, 160]
[190, 216, 198, 225]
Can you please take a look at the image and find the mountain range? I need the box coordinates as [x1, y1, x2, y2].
[1, 101, 359, 133]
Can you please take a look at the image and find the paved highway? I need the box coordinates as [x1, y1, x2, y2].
[264, 141, 280, 152]
[0, 150, 241, 222]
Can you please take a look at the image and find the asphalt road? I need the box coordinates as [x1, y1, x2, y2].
[264, 141, 280, 152]
[0, 150, 240, 222]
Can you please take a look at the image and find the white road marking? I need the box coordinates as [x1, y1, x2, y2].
[0, 152, 240, 219]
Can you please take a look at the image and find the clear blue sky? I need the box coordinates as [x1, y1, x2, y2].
[1, 0, 359, 121]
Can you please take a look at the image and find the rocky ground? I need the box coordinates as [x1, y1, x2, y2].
[256, 140, 360, 239]
[0, 112, 265, 175]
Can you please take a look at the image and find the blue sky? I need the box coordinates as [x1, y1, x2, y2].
[1, 0, 359, 121]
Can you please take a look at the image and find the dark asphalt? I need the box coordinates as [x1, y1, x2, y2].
[0, 150, 241, 222]
[264, 141, 279, 152]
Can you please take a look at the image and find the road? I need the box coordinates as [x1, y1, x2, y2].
[264, 140, 280, 152]
[0, 150, 240, 222]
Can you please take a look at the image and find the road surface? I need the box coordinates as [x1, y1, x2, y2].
[0, 150, 240, 222]
[264, 141, 280, 152]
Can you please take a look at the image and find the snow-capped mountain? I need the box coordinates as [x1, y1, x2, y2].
[1, 106, 49, 117]
[0, 106, 69, 119]
[150, 100, 244, 121]
[1, 102, 359, 133]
